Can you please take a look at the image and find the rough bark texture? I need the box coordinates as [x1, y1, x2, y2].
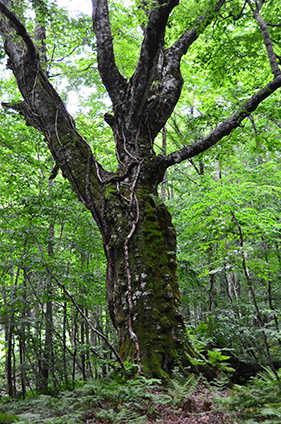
[1, 0, 281, 378]
[103, 160, 194, 377]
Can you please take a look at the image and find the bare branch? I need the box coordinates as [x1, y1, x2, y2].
[218, 0, 247, 23]
[164, 75, 281, 167]
[266, 22, 281, 28]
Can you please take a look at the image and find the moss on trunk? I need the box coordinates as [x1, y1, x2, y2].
[103, 164, 198, 379]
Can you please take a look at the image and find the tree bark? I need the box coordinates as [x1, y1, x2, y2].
[103, 163, 194, 376]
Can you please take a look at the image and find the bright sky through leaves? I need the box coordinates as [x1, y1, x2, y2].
[57, 0, 92, 16]
[57, 0, 132, 16]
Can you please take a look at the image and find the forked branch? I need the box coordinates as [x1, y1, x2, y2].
[145, 0, 227, 138]
[127, 0, 179, 126]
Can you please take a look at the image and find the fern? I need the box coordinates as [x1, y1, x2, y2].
[16, 412, 50, 424]
[0, 376, 166, 424]
[96, 406, 148, 423]
[218, 367, 281, 423]
[0, 413, 19, 424]
[209, 373, 230, 391]
[52, 415, 83, 424]
[168, 372, 199, 405]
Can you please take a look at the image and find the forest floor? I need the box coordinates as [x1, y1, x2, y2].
[86, 382, 238, 424]
[0, 378, 240, 423]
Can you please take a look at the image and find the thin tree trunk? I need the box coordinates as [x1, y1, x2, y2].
[19, 336, 26, 399]
[85, 309, 93, 378]
[231, 210, 279, 381]
[262, 237, 279, 333]
[81, 321, 86, 380]
[5, 323, 14, 398]
[63, 302, 68, 386]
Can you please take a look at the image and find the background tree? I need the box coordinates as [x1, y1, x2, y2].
[0, 0, 281, 380]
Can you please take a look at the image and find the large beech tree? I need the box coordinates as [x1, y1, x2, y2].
[0, 0, 281, 378]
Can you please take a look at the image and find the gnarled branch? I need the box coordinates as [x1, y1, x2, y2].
[127, 1, 179, 125]
[0, 0, 37, 58]
[250, 0, 281, 78]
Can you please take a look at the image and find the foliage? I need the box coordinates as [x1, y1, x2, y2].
[168, 371, 199, 405]
[220, 368, 281, 423]
[0, 377, 168, 424]
[0, 413, 19, 424]
[207, 350, 234, 374]
[169, 141, 281, 366]
[0, 106, 111, 395]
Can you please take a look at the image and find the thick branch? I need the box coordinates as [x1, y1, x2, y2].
[127, 0, 179, 126]
[0, 0, 37, 58]
[164, 75, 281, 167]
[145, 0, 227, 138]
[251, 3, 281, 77]
[1, 101, 43, 130]
[92, 0, 127, 106]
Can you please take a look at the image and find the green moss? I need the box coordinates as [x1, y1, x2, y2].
[105, 183, 117, 200]
[160, 316, 170, 329]
[108, 179, 205, 381]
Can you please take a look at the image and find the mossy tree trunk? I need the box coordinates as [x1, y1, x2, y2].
[103, 158, 194, 377]
[1, 0, 281, 378]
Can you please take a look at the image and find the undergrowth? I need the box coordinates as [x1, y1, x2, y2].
[168, 367, 199, 404]
[219, 367, 281, 423]
[0, 376, 171, 424]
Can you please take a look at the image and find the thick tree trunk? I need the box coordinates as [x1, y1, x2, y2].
[101, 155, 196, 378]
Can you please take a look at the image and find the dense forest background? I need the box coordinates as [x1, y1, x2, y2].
[0, 0, 281, 422]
